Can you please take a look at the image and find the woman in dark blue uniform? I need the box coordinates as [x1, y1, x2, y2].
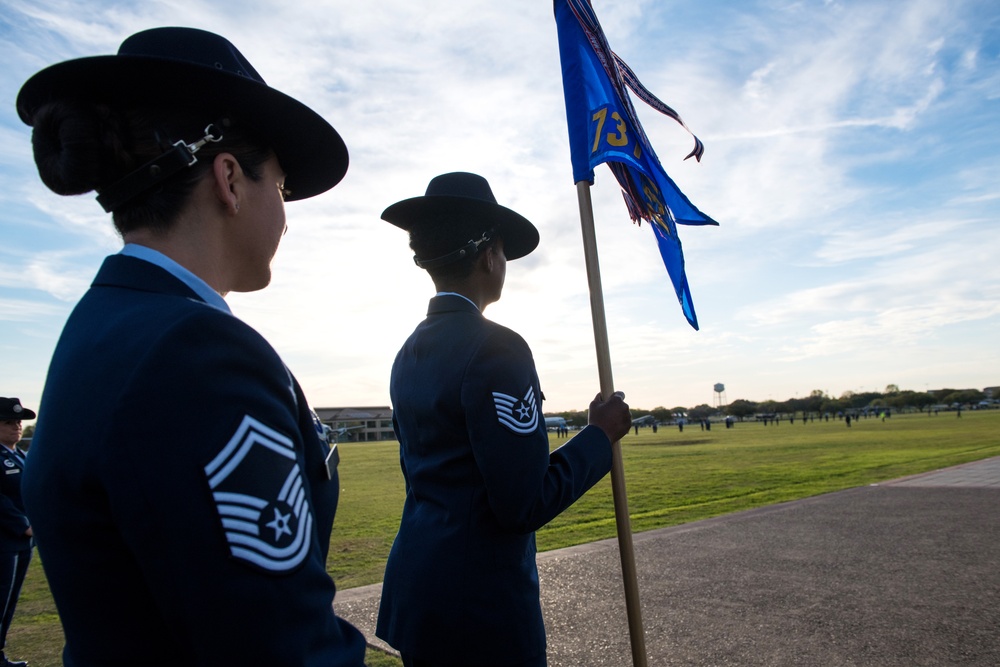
[16, 29, 365, 666]
[0, 398, 34, 667]
[375, 172, 632, 666]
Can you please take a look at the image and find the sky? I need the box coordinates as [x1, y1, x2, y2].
[2, 0, 999, 416]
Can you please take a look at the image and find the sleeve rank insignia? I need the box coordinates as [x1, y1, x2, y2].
[204, 415, 314, 573]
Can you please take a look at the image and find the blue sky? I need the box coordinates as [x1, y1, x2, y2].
[2, 0, 998, 415]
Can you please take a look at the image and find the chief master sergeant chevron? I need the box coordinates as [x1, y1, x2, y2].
[375, 172, 632, 667]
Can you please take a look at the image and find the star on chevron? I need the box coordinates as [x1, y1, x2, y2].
[266, 507, 293, 541]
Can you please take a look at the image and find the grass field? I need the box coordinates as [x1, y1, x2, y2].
[10, 409, 1000, 665]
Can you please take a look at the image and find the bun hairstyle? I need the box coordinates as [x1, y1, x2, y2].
[30, 100, 121, 197]
[30, 101, 271, 235]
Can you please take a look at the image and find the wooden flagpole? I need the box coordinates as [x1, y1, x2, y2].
[575, 179, 648, 667]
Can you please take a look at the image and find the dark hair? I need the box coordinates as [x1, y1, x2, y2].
[30, 100, 272, 236]
[408, 216, 499, 281]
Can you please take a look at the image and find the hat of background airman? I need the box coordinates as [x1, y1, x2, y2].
[382, 172, 539, 269]
[0, 398, 36, 421]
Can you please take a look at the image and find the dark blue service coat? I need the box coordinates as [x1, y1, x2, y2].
[376, 295, 613, 665]
[0, 444, 32, 654]
[0, 447, 30, 553]
[24, 254, 365, 667]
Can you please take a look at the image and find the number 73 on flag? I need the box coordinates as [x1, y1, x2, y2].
[589, 104, 675, 234]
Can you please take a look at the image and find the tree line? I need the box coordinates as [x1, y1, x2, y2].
[548, 385, 992, 425]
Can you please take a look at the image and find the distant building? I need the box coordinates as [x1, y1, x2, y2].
[313, 406, 394, 443]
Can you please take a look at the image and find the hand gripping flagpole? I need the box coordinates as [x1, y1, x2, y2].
[575, 179, 648, 667]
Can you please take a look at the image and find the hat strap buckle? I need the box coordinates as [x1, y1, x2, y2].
[414, 227, 496, 270]
[96, 122, 225, 213]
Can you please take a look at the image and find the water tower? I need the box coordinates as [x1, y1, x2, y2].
[713, 383, 727, 407]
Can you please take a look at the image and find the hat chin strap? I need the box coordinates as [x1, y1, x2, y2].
[95, 122, 225, 213]
[414, 228, 495, 270]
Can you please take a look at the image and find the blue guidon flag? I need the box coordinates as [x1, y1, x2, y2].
[204, 415, 314, 573]
[493, 386, 540, 435]
[554, 0, 718, 330]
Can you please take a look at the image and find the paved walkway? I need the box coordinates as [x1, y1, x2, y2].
[335, 456, 1000, 665]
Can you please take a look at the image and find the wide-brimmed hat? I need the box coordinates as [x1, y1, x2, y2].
[16, 27, 348, 202]
[0, 398, 36, 421]
[382, 172, 539, 267]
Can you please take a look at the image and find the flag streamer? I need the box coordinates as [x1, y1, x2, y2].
[555, 0, 718, 330]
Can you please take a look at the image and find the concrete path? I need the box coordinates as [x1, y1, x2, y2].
[335, 457, 1000, 665]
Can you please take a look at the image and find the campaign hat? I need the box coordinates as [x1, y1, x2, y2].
[0, 398, 36, 421]
[16, 27, 348, 202]
[382, 172, 539, 267]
